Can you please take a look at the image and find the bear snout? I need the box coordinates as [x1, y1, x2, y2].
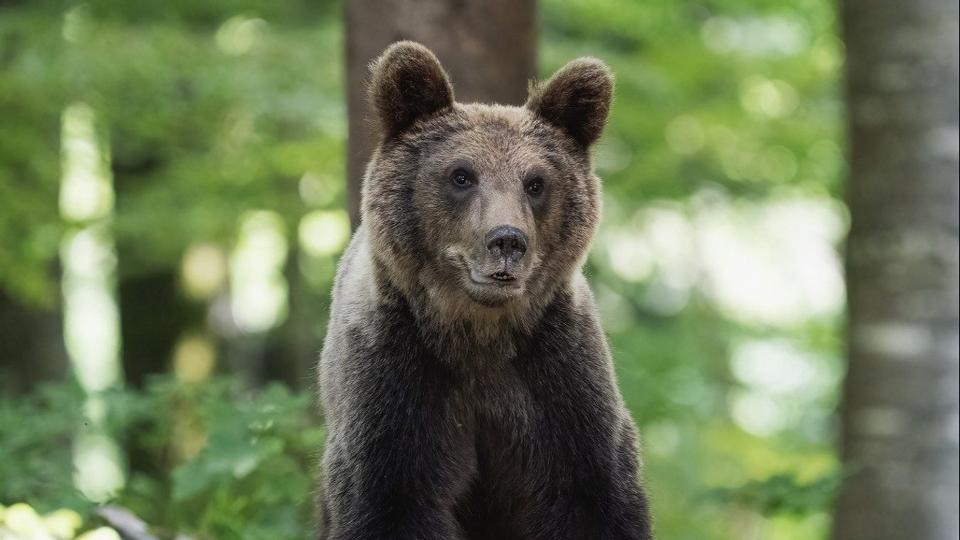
[485, 225, 528, 263]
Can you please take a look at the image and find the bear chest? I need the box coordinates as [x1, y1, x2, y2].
[452, 362, 538, 466]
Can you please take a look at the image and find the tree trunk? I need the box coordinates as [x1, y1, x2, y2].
[111, 158, 205, 389]
[344, 0, 537, 228]
[833, 0, 959, 539]
[116, 269, 203, 387]
[0, 289, 68, 394]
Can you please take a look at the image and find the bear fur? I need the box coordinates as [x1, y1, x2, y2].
[317, 41, 653, 540]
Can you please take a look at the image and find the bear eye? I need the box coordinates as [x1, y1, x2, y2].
[450, 168, 473, 188]
[525, 177, 544, 197]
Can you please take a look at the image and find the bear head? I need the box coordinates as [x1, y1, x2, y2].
[361, 41, 613, 330]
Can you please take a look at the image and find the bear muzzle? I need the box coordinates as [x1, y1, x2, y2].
[485, 225, 528, 266]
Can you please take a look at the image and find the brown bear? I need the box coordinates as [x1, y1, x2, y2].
[318, 41, 653, 540]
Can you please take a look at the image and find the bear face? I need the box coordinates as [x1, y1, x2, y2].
[361, 42, 613, 330]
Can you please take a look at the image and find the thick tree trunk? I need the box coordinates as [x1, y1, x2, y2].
[344, 0, 537, 227]
[0, 289, 68, 394]
[833, 0, 959, 539]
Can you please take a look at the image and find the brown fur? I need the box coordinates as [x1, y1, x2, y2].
[362, 49, 608, 345]
[526, 58, 614, 147]
[318, 42, 652, 540]
[369, 42, 455, 138]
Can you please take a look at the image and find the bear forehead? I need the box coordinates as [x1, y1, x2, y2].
[415, 103, 571, 171]
[457, 102, 532, 126]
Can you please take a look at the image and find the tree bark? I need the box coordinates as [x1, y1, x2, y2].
[833, 0, 959, 539]
[344, 0, 537, 228]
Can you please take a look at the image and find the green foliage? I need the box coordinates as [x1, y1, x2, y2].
[123, 378, 323, 540]
[708, 471, 841, 516]
[0, 381, 89, 512]
[0, 1, 345, 293]
[1, 378, 323, 540]
[0, 9, 68, 305]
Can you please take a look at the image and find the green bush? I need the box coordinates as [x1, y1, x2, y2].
[1, 377, 324, 540]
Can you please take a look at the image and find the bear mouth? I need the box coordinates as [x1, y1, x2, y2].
[445, 251, 526, 306]
[464, 269, 524, 307]
[468, 267, 521, 288]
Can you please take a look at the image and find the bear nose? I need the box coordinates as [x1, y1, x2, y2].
[485, 226, 528, 262]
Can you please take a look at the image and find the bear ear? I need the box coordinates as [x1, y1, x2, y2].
[526, 58, 614, 147]
[369, 41, 454, 139]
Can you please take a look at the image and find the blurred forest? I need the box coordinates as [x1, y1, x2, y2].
[0, 0, 956, 539]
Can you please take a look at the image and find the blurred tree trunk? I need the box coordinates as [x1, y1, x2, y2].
[344, 0, 537, 228]
[0, 290, 68, 394]
[116, 270, 203, 387]
[0, 34, 67, 394]
[833, 0, 959, 538]
[112, 158, 204, 388]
